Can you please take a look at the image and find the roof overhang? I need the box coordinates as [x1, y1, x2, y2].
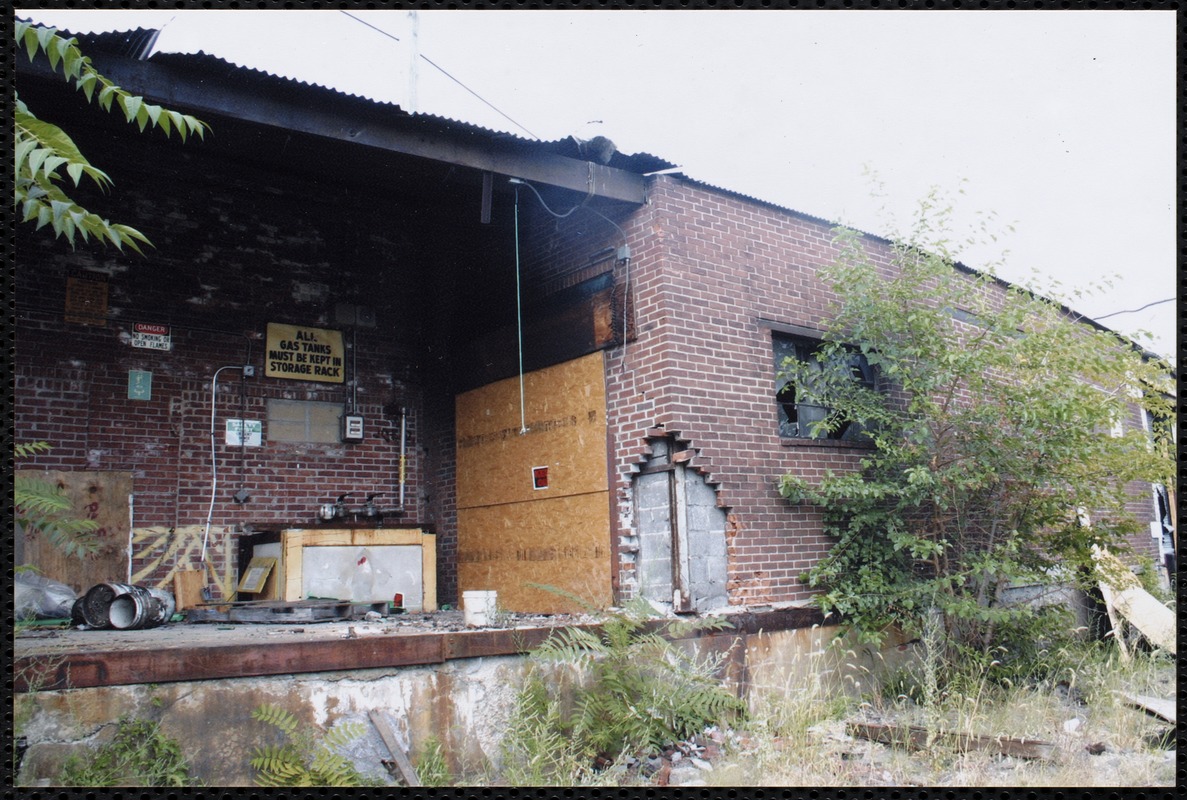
[17, 47, 649, 206]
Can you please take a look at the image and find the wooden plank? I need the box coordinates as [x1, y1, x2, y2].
[1118, 693, 1176, 724]
[16, 470, 132, 595]
[369, 711, 421, 787]
[421, 534, 438, 612]
[351, 528, 425, 547]
[173, 568, 207, 611]
[1092, 546, 1176, 654]
[442, 627, 575, 660]
[847, 722, 1055, 761]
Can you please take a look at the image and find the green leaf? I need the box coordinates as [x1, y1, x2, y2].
[77, 71, 98, 101]
[98, 83, 117, 112]
[120, 94, 143, 124]
[23, 26, 41, 62]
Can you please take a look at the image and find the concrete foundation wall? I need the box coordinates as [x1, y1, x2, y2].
[15, 623, 913, 787]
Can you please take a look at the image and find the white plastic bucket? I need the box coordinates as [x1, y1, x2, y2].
[462, 590, 498, 627]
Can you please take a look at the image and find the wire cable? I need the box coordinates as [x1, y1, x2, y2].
[512, 177, 589, 219]
[339, 10, 539, 140]
[514, 186, 529, 435]
[1094, 297, 1175, 321]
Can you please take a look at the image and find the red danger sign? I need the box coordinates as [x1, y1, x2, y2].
[134, 322, 170, 335]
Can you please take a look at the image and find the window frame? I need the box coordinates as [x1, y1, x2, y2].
[770, 328, 877, 442]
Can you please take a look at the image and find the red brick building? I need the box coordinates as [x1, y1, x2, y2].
[13, 25, 1171, 616]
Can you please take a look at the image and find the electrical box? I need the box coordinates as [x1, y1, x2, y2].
[341, 414, 365, 442]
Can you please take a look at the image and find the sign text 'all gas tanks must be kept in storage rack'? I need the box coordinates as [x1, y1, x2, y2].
[265, 323, 345, 382]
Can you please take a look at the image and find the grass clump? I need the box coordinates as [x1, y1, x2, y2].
[60, 716, 194, 787]
[414, 735, 452, 787]
[498, 593, 747, 785]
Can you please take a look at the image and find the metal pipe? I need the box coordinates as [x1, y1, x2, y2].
[126, 492, 134, 583]
[398, 407, 407, 510]
[202, 365, 243, 564]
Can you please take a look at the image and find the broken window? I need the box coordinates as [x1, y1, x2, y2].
[773, 333, 876, 440]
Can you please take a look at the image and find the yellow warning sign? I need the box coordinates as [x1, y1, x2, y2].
[265, 323, 345, 383]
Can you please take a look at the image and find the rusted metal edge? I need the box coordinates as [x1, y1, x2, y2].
[13, 634, 446, 693]
[847, 722, 1056, 761]
[13, 608, 827, 693]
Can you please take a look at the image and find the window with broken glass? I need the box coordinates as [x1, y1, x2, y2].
[773, 333, 877, 441]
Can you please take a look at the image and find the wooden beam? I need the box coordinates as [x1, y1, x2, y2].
[847, 722, 1056, 761]
[19, 56, 647, 205]
[1118, 692, 1176, 724]
[369, 710, 421, 787]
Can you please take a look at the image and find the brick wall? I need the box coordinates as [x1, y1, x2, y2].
[15, 101, 1164, 609]
[14, 129, 445, 597]
[591, 176, 1165, 606]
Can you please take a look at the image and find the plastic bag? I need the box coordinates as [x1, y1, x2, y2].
[14, 572, 78, 620]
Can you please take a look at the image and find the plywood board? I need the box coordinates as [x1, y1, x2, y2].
[456, 351, 608, 509]
[458, 492, 612, 613]
[455, 353, 611, 612]
[172, 568, 207, 611]
[16, 470, 132, 595]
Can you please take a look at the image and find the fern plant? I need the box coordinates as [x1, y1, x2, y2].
[249, 704, 365, 787]
[15, 441, 100, 558]
[502, 588, 747, 780]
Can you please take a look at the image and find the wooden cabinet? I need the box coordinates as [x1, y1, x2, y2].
[280, 528, 436, 611]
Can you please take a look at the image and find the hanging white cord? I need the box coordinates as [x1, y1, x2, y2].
[201, 365, 238, 563]
[514, 186, 529, 434]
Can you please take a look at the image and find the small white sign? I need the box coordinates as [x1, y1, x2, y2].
[226, 419, 263, 447]
[131, 322, 172, 351]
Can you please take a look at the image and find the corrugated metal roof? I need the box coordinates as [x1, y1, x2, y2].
[64, 25, 161, 61]
[53, 21, 675, 177]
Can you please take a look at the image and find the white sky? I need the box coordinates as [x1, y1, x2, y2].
[18, 9, 1177, 363]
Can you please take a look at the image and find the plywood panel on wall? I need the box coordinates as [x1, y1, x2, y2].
[16, 470, 132, 595]
[455, 351, 611, 612]
[458, 492, 612, 613]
